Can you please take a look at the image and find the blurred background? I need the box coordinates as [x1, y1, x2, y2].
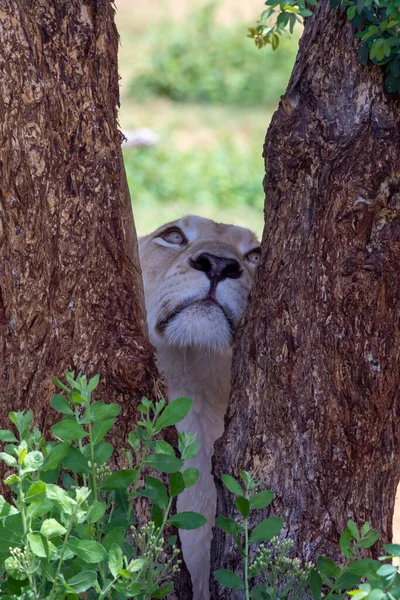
[115, 0, 301, 238]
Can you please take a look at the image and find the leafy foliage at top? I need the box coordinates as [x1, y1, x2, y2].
[249, 0, 400, 93]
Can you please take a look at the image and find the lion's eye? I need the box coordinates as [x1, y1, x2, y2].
[161, 229, 186, 245]
[246, 248, 261, 265]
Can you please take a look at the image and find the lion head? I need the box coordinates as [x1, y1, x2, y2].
[138, 215, 260, 354]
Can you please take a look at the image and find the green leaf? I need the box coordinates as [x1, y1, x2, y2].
[309, 569, 322, 600]
[98, 469, 138, 490]
[41, 466, 59, 484]
[235, 496, 250, 518]
[170, 472, 185, 497]
[5, 513, 24, 537]
[51, 394, 73, 415]
[53, 376, 70, 393]
[62, 446, 90, 474]
[377, 564, 398, 577]
[137, 476, 168, 509]
[317, 556, 341, 580]
[221, 474, 243, 495]
[340, 528, 353, 558]
[27, 499, 53, 519]
[89, 402, 121, 422]
[151, 503, 164, 528]
[215, 516, 244, 535]
[182, 467, 199, 488]
[102, 527, 126, 551]
[347, 519, 360, 540]
[70, 539, 108, 563]
[88, 374, 100, 392]
[4, 474, 20, 485]
[366, 591, 387, 600]
[108, 543, 123, 578]
[336, 569, 362, 589]
[103, 519, 129, 534]
[42, 442, 70, 471]
[87, 501, 107, 524]
[51, 419, 87, 442]
[9, 410, 32, 437]
[249, 517, 284, 543]
[115, 489, 129, 514]
[250, 583, 272, 599]
[46, 484, 76, 515]
[67, 571, 97, 593]
[0, 430, 18, 442]
[27, 532, 56, 558]
[0, 523, 23, 550]
[384, 543, 400, 555]
[0, 452, 17, 467]
[299, 8, 313, 15]
[347, 558, 380, 576]
[357, 529, 379, 548]
[154, 397, 192, 430]
[94, 442, 113, 465]
[22, 450, 44, 473]
[250, 490, 274, 509]
[214, 569, 244, 590]
[361, 522, 371, 536]
[167, 511, 207, 530]
[145, 453, 184, 473]
[70, 392, 86, 404]
[347, 5, 356, 19]
[0, 495, 18, 518]
[151, 583, 174, 598]
[155, 440, 175, 456]
[40, 518, 67, 539]
[92, 419, 114, 444]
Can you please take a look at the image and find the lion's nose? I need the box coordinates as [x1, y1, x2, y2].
[189, 253, 242, 283]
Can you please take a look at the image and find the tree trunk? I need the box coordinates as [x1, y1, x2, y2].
[0, 2, 191, 596]
[212, 0, 400, 594]
[0, 0, 157, 437]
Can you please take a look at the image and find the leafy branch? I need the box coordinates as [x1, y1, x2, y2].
[249, 0, 400, 93]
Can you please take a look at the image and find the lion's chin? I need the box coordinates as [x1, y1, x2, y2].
[160, 302, 233, 351]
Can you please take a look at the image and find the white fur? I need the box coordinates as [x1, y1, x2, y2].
[138, 216, 259, 599]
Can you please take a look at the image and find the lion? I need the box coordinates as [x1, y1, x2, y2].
[138, 215, 260, 599]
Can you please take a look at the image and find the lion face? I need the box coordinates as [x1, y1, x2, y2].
[138, 216, 260, 353]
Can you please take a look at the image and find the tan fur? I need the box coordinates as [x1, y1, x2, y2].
[139, 216, 260, 600]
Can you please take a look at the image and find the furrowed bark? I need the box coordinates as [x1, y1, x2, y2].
[0, 0, 156, 438]
[211, 0, 400, 595]
[0, 2, 191, 595]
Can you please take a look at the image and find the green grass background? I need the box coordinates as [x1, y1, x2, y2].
[115, 0, 301, 238]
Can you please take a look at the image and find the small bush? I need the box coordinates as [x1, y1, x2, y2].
[128, 2, 298, 107]
[0, 372, 205, 599]
[125, 141, 264, 217]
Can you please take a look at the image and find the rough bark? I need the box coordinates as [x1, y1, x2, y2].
[0, 0, 156, 437]
[212, 0, 400, 595]
[0, 2, 191, 596]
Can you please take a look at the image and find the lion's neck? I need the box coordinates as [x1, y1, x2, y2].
[155, 344, 232, 600]
[156, 345, 231, 447]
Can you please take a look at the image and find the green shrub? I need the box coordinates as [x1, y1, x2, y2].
[125, 141, 264, 234]
[128, 2, 298, 107]
[0, 372, 205, 599]
[214, 471, 385, 600]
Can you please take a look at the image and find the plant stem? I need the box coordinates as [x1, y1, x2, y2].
[48, 515, 74, 600]
[98, 575, 119, 600]
[88, 417, 98, 502]
[127, 446, 148, 523]
[18, 476, 27, 537]
[155, 497, 173, 545]
[244, 516, 250, 600]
